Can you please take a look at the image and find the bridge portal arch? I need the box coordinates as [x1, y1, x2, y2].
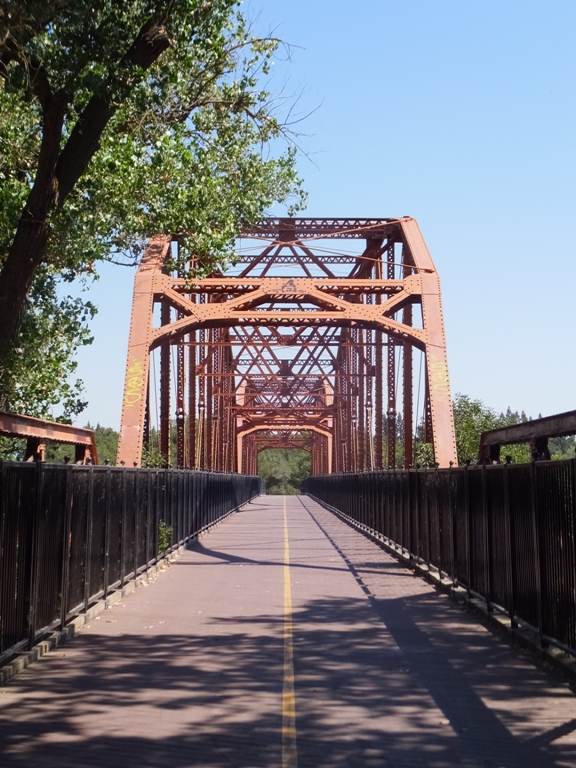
[117, 218, 457, 471]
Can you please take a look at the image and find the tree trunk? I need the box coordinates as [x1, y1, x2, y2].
[0, 202, 53, 364]
[0, 18, 171, 371]
[0, 89, 66, 366]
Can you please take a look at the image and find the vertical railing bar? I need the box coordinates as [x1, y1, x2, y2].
[530, 459, 544, 644]
[449, 464, 456, 585]
[483, 463, 492, 613]
[27, 461, 43, 648]
[465, 464, 471, 600]
[145, 470, 151, 571]
[134, 470, 140, 578]
[84, 464, 94, 611]
[103, 467, 112, 600]
[60, 465, 73, 631]
[120, 469, 127, 588]
[504, 460, 518, 627]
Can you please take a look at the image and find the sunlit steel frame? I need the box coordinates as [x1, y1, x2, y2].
[0, 410, 98, 463]
[117, 218, 457, 471]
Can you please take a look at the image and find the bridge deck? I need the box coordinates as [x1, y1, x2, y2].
[1, 496, 576, 767]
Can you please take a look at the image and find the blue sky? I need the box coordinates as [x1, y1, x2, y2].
[73, 0, 576, 428]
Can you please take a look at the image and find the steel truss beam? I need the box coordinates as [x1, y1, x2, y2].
[118, 218, 457, 471]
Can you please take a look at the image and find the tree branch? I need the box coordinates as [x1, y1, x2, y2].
[55, 18, 171, 204]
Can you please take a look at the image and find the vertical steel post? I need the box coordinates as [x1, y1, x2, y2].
[387, 242, 397, 469]
[206, 330, 213, 470]
[159, 301, 171, 464]
[176, 330, 186, 468]
[188, 332, 196, 469]
[358, 328, 365, 471]
[375, 330, 383, 470]
[402, 299, 413, 468]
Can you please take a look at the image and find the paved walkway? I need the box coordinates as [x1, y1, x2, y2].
[1, 496, 576, 767]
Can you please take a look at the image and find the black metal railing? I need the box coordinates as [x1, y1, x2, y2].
[303, 460, 576, 654]
[0, 462, 262, 660]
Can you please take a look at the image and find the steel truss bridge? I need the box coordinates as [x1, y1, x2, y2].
[117, 217, 458, 471]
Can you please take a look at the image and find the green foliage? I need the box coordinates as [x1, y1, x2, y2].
[414, 441, 434, 467]
[452, 394, 531, 465]
[1, 2, 306, 271]
[92, 424, 119, 465]
[157, 519, 173, 557]
[0, 436, 26, 461]
[0, 268, 95, 419]
[141, 443, 168, 468]
[549, 435, 576, 460]
[0, 1, 306, 415]
[258, 449, 311, 495]
[452, 393, 501, 465]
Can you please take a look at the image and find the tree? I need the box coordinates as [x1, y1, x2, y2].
[0, 267, 95, 417]
[452, 393, 531, 465]
[0, 1, 305, 389]
[42, 422, 119, 464]
[258, 449, 311, 495]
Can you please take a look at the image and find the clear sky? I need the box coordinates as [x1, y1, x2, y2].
[73, 0, 576, 428]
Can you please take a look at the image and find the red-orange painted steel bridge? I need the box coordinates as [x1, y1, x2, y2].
[117, 217, 458, 473]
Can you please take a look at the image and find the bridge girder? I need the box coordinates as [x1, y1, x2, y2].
[117, 217, 457, 471]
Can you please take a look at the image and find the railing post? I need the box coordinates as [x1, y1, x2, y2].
[483, 462, 492, 613]
[145, 470, 152, 571]
[449, 462, 456, 585]
[426, 470, 432, 568]
[60, 465, 73, 631]
[572, 457, 576, 646]
[103, 467, 112, 599]
[530, 458, 545, 645]
[407, 468, 413, 565]
[414, 466, 420, 565]
[504, 458, 518, 627]
[134, 470, 140, 578]
[465, 462, 471, 600]
[120, 468, 127, 587]
[84, 464, 94, 613]
[435, 465, 443, 576]
[27, 461, 43, 649]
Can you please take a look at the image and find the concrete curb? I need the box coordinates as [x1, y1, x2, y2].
[0, 497, 257, 687]
[304, 493, 576, 687]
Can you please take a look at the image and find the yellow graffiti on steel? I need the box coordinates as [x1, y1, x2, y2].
[283, 497, 298, 768]
[123, 358, 145, 408]
[429, 359, 451, 403]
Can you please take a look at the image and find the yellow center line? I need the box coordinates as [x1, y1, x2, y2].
[282, 496, 298, 767]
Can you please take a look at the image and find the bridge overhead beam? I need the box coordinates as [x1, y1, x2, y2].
[478, 409, 576, 463]
[117, 218, 457, 470]
[0, 410, 98, 464]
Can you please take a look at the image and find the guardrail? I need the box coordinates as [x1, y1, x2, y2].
[0, 462, 263, 661]
[303, 460, 576, 655]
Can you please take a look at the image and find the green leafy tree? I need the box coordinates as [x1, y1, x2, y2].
[451, 394, 531, 465]
[258, 448, 310, 495]
[0, 267, 95, 417]
[452, 393, 501, 465]
[0, 1, 305, 403]
[91, 424, 119, 465]
[549, 435, 576, 460]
